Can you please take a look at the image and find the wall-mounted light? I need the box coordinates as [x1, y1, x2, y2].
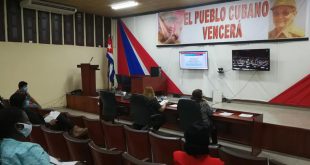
[110, 1, 139, 10]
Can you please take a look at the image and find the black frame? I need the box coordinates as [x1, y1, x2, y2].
[23, 8, 36, 43]
[51, 13, 63, 45]
[38, 11, 50, 44]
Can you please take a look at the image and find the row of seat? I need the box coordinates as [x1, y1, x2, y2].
[30, 109, 286, 165]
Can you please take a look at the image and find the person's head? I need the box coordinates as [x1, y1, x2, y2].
[18, 81, 28, 92]
[0, 107, 32, 139]
[271, 0, 297, 30]
[191, 89, 203, 101]
[184, 121, 210, 156]
[10, 92, 27, 108]
[143, 86, 155, 99]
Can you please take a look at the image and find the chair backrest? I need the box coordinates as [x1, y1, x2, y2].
[89, 141, 123, 165]
[124, 125, 151, 160]
[83, 116, 105, 147]
[99, 90, 117, 121]
[149, 132, 182, 165]
[219, 147, 268, 165]
[41, 125, 71, 161]
[130, 94, 151, 126]
[122, 152, 166, 165]
[66, 113, 85, 127]
[177, 99, 203, 130]
[63, 132, 93, 165]
[29, 124, 48, 151]
[101, 120, 126, 151]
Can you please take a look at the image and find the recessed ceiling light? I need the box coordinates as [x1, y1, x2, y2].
[111, 1, 139, 10]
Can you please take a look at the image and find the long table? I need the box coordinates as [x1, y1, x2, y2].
[115, 96, 263, 155]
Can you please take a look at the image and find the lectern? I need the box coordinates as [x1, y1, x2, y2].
[77, 63, 99, 96]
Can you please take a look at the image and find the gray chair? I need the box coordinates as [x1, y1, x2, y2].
[99, 90, 127, 122]
[130, 94, 151, 129]
[177, 99, 203, 131]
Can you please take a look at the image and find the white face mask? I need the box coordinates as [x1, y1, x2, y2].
[16, 123, 32, 137]
[22, 86, 28, 92]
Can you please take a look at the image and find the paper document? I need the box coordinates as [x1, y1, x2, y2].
[239, 114, 253, 118]
[160, 100, 169, 106]
[219, 112, 233, 116]
[50, 156, 79, 165]
[168, 104, 177, 108]
[44, 111, 60, 123]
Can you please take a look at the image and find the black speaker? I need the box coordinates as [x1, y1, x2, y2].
[150, 67, 161, 77]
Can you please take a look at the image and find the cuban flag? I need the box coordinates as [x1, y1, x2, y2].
[106, 36, 115, 86]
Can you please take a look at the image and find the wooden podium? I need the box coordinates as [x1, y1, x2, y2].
[77, 63, 99, 96]
[131, 76, 166, 94]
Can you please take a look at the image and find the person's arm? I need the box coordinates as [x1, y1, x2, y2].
[23, 144, 51, 164]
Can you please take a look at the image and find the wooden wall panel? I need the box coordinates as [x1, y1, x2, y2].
[7, 0, 22, 42]
[0, 0, 4, 41]
[51, 13, 62, 45]
[104, 17, 111, 47]
[64, 15, 74, 45]
[261, 123, 310, 158]
[23, 8, 36, 43]
[95, 15, 103, 47]
[85, 13, 94, 47]
[38, 11, 50, 44]
[75, 12, 84, 46]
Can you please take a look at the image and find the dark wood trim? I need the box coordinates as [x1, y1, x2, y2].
[156, 38, 309, 47]
[0, 0, 4, 41]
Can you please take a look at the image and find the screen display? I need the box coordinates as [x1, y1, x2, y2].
[179, 51, 208, 69]
[232, 49, 270, 71]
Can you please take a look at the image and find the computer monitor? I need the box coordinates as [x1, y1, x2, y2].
[116, 74, 131, 92]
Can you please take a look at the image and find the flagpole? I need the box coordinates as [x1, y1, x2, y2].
[107, 34, 110, 91]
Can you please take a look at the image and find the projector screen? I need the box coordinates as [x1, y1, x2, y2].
[179, 51, 208, 69]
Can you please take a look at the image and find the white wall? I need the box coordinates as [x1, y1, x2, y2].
[0, 42, 107, 108]
[121, 14, 310, 102]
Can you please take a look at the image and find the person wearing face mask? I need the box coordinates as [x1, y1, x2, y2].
[269, 0, 305, 39]
[0, 107, 51, 164]
[10, 89, 88, 138]
[15, 81, 41, 109]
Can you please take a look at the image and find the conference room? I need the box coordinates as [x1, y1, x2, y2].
[0, 0, 309, 165]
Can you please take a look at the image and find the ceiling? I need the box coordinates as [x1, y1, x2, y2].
[48, 0, 226, 18]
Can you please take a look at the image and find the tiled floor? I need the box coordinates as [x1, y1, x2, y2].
[54, 101, 310, 165]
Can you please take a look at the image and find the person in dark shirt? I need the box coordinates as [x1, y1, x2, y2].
[10, 82, 88, 138]
[191, 89, 218, 144]
[143, 86, 167, 131]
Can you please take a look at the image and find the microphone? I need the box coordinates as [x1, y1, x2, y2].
[89, 57, 94, 63]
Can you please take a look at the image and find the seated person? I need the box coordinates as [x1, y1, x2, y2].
[0, 107, 51, 164]
[173, 121, 224, 165]
[15, 81, 41, 109]
[191, 89, 217, 144]
[10, 91, 87, 138]
[140, 86, 168, 131]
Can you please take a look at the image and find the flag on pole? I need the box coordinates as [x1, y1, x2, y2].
[106, 35, 115, 86]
